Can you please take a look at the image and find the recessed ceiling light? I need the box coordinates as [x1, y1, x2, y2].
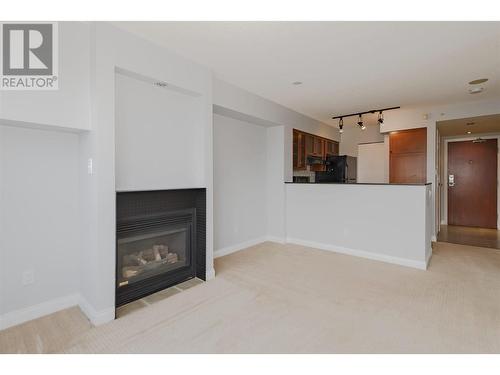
[469, 78, 488, 85]
[292, 81, 303, 85]
[468, 87, 484, 94]
[467, 131, 472, 134]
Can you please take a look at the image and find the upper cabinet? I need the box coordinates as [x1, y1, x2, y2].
[305, 133, 314, 155]
[389, 127, 427, 183]
[293, 129, 339, 171]
[325, 140, 339, 156]
[314, 137, 323, 156]
[293, 130, 301, 169]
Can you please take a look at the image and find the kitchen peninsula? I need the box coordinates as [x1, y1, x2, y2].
[284, 181, 433, 269]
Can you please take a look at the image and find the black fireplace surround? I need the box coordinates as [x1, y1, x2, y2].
[116, 189, 206, 307]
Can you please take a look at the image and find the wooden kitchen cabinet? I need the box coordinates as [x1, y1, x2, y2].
[313, 137, 323, 156]
[293, 130, 307, 169]
[293, 130, 299, 168]
[292, 129, 338, 171]
[305, 134, 314, 155]
[389, 127, 427, 183]
[325, 140, 337, 155]
[293, 129, 307, 170]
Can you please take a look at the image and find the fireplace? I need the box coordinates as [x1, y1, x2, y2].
[116, 189, 206, 307]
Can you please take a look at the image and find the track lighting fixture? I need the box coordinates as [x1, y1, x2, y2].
[332, 106, 400, 131]
[338, 117, 344, 133]
[377, 111, 384, 125]
[357, 114, 366, 130]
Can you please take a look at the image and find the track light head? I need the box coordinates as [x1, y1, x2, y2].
[357, 114, 365, 130]
[378, 111, 384, 125]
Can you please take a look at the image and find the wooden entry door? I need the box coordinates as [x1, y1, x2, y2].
[448, 139, 497, 228]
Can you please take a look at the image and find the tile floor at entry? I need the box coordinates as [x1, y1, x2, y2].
[438, 224, 500, 250]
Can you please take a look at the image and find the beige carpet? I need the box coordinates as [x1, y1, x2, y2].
[0, 306, 91, 353]
[3, 241, 500, 353]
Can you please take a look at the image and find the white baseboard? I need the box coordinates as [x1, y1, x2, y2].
[0, 293, 116, 331]
[431, 235, 437, 242]
[286, 238, 428, 270]
[214, 236, 268, 258]
[77, 295, 115, 326]
[0, 293, 80, 331]
[213, 235, 287, 260]
[425, 249, 433, 268]
[205, 267, 216, 280]
[265, 236, 286, 244]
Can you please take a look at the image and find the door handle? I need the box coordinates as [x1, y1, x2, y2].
[448, 174, 455, 187]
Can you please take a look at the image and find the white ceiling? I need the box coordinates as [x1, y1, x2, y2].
[114, 22, 500, 126]
[437, 114, 500, 136]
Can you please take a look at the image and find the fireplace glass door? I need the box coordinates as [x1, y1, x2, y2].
[117, 224, 190, 288]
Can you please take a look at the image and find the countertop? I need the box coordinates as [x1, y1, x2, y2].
[285, 181, 432, 186]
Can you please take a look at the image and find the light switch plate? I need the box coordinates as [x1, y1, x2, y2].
[87, 158, 93, 175]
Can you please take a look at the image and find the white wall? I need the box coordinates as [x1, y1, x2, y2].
[0, 124, 80, 328]
[213, 78, 339, 182]
[212, 79, 336, 255]
[213, 78, 338, 241]
[78, 23, 214, 324]
[266, 126, 287, 242]
[357, 141, 389, 183]
[0, 22, 91, 132]
[213, 114, 268, 255]
[0, 22, 91, 328]
[115, 71, 205, 191]
[213, 78, 339, 139]
[286, 183, 432, 269]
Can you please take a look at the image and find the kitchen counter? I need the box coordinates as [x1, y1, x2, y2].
[284, 182, 433, 269]
[285, 181, 432, 186]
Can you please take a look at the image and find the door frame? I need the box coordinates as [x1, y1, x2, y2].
[442, 133, 500, 229]
[436, 127, 441, 235]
